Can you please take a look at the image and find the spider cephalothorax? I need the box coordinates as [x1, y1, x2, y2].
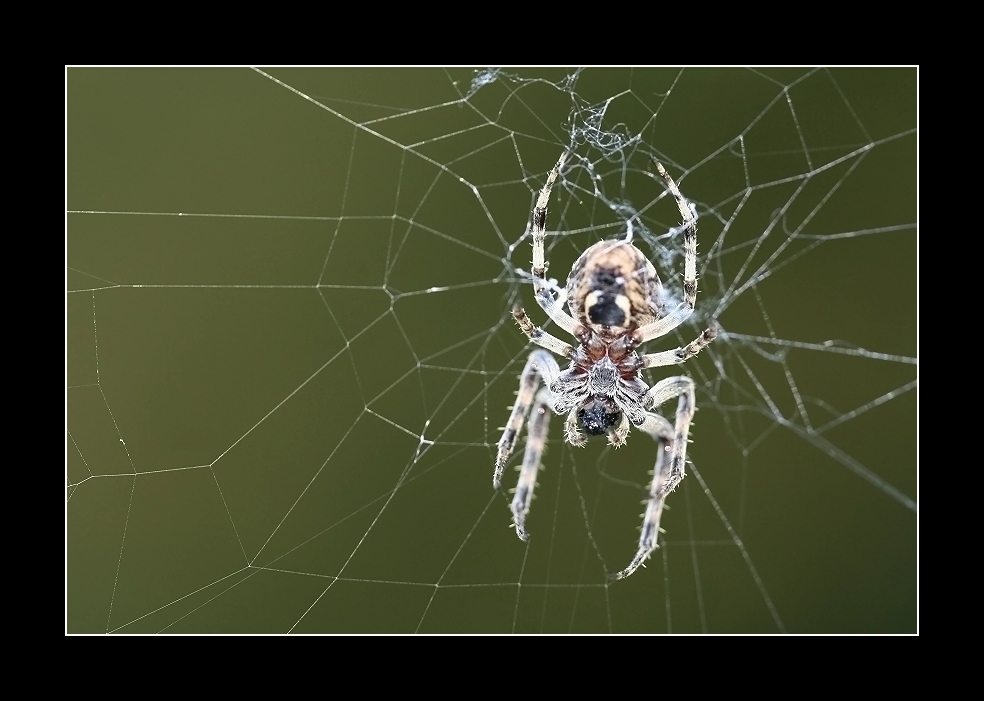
[494, 151, 719, 580]
[577, 396, 620, 436]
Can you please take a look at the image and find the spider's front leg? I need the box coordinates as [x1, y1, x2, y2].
[644, 376, 696, 497]
[510, 387, 553, 541]
[610, 376, 696, 580]
[494, 350, 560, 489]
[495, 351, 563, 541]
[610, 412, 675, 580]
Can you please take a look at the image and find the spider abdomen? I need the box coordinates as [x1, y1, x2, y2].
[566, 240, 662, 335]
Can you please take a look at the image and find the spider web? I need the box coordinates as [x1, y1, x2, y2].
[66, 67, 918, 634]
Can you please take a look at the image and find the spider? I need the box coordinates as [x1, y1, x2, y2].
[494, 150, 719, 580]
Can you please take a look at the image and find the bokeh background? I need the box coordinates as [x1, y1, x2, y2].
[67, 67, 917, 633]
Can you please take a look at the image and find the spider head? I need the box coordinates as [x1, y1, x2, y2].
[578, 396, 621, 436]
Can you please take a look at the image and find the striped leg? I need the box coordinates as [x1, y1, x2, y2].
[654, 161, 697, 312]
[512, 306, 574, 359]
[612, 376, 696, 580]
[494, 351, 560, 489]
[640, 322, 719, 369]
[529, 150, 581, 336]
[510, 388, 553, 541]
[611, 412, 674, 580]
[632, 162, 700, 346]
[644, 376, 696, 497]
[530, 150, 569, 289]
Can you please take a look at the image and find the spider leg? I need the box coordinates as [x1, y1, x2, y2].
[529, 150, 582, 336]
[654, 161, 698, 312]
[644, 376, 696, 497]
[640, 322, 719, 369]
[512, 306, 575, 358]
[633, 304, 693, 344]
[510, 387, 553, 541]
[534, 286, 581, 336]
[494, 350, 560, 489]
[611, 377, 696, 580]
[632, 163, 700, 346]
[610, 412, 674, 580]
[530, 150, 569, 286]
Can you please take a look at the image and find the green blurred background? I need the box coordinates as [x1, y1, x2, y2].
[67, 67, 916, 633]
